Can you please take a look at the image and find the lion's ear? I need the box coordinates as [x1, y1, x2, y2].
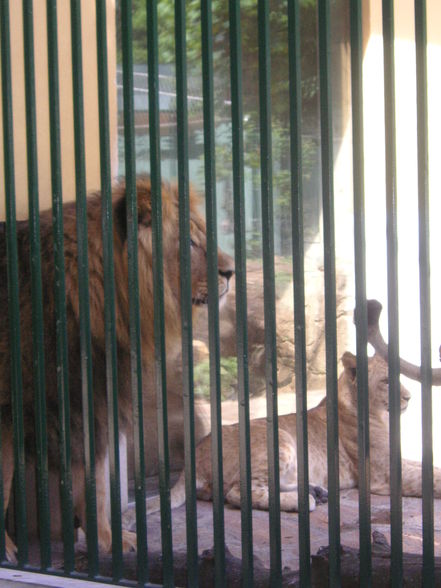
[113, 179, 152, 241]
[341, 351, 357, 382]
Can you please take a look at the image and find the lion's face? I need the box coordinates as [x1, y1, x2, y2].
[155, 180, 234, 310]
[188, 214, 234, 307]
[113, 177, 234, 353]
[342, 352, 411, 414]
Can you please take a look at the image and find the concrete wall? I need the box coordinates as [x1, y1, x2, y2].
[361, 0, 441, 463]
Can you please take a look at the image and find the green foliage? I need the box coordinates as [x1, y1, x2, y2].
[118, 0, 320, 125]
[193, 356, 238, 400]
[117, 0, 324, 257]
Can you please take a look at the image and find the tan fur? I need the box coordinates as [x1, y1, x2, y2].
[145, 352, 441, 516]
[0, 177, 233, 562]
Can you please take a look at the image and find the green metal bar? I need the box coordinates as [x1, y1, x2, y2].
[95, 0, 124, 580]
[201, 2, 225, 586]
[174, 2, 198, 584]
[228, 1, 254, 584]
[257, 1, 281, 584]
[414, 2, 434, 585]
[0, 411, 4, 562]
[46, 0, 75, 573]
[317, 1, 341, 584]
[70, 0, 99, 575]
[0, 0, 28, 566]
[349, 2, 371, 586]
[22, 0, 51, 570]
[146, 1, 174, 585]
[287, 1, 311, 585]
[120, 0, 149, 581]
[381, 2, 403, 585]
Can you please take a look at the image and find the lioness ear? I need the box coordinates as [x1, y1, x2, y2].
[341, 351, 357, 382]
[113, 179, 152, 241]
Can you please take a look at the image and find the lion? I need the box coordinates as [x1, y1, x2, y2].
[0, 177, 233, 562]
[141, 352, 441, 517]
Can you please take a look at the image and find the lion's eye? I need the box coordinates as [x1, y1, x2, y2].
[190, 238, 197, 248]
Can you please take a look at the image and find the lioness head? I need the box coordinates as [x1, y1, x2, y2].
[341, 352, 411, 413]
[111, 177, 234, 352]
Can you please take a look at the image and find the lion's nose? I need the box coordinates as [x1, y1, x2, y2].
[220, 268, 234, 282]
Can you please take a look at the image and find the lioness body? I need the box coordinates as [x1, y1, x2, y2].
[0, 177, 233, 561]
[146, 353, 441, 515]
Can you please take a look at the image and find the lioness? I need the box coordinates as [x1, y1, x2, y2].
[0, 177, 233, 562]
[143, 352, 441, 515]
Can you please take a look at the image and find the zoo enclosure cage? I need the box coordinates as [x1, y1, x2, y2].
[0, 0, 440, 587]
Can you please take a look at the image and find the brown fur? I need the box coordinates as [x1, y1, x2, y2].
[141, 352, 441, 517]
[0, 177, 233, 561]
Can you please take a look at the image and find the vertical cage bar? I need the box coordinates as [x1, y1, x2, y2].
[70, 0, 99, 574]
[22, 0, 51, 570]
[0, 413, 4, 562]
[350, 2, 371, 585]
[287, 1, 311, 584]
[174, 2, 199, 583]
[257, 0, 282, 583]
[317, 1, 341, 583]
[96, 0, 124, 579]
[201, 2, 226, 586]
[381, 2, 403, 584]
[0, 0, 29, 565]
[146, 1, 174, 585]
[228, 1, 254, 584]
[46, 0, 75, 573]
[414, 1, 434, 584]
[120, 0, 149, 581]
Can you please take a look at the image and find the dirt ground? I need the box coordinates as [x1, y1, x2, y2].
[138, 477, 441, 574]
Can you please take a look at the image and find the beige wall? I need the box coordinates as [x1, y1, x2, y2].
[362, 0, 441, 356]
[0, 0, 118, 220]
[360, 0, 441, 464]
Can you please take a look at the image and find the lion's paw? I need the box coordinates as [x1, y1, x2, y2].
[121, 503, 137, 532]
[309, 484, 328, 505]
[5, 533, 17, 564]
[122, 530, 137, 552]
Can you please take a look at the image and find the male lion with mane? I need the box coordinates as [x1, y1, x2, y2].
[0, 176, 233, 562]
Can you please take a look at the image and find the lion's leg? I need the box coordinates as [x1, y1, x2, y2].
[401, 458, 426, 497]
[401, 461, 441, 498]
[225, 482, 271, 510]
[224, 483, 242, 508]
[2, 432, 17, 563]
[279, 490, 317, 512]
[226, 481, 318, 512]
[279, 491, 312, 512]
[75, 459, 137, 553]
[434, 466, 441, 498]
[94, 459, 137, 553]
[371, 460, 441, 498]
[73, 461, 112, 553]
[93, 458, 112, 553]
[95, 459, 137, 553]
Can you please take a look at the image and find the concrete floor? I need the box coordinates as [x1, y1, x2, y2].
[139, 484, 441, 573]
[21, 384, 441, 579]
